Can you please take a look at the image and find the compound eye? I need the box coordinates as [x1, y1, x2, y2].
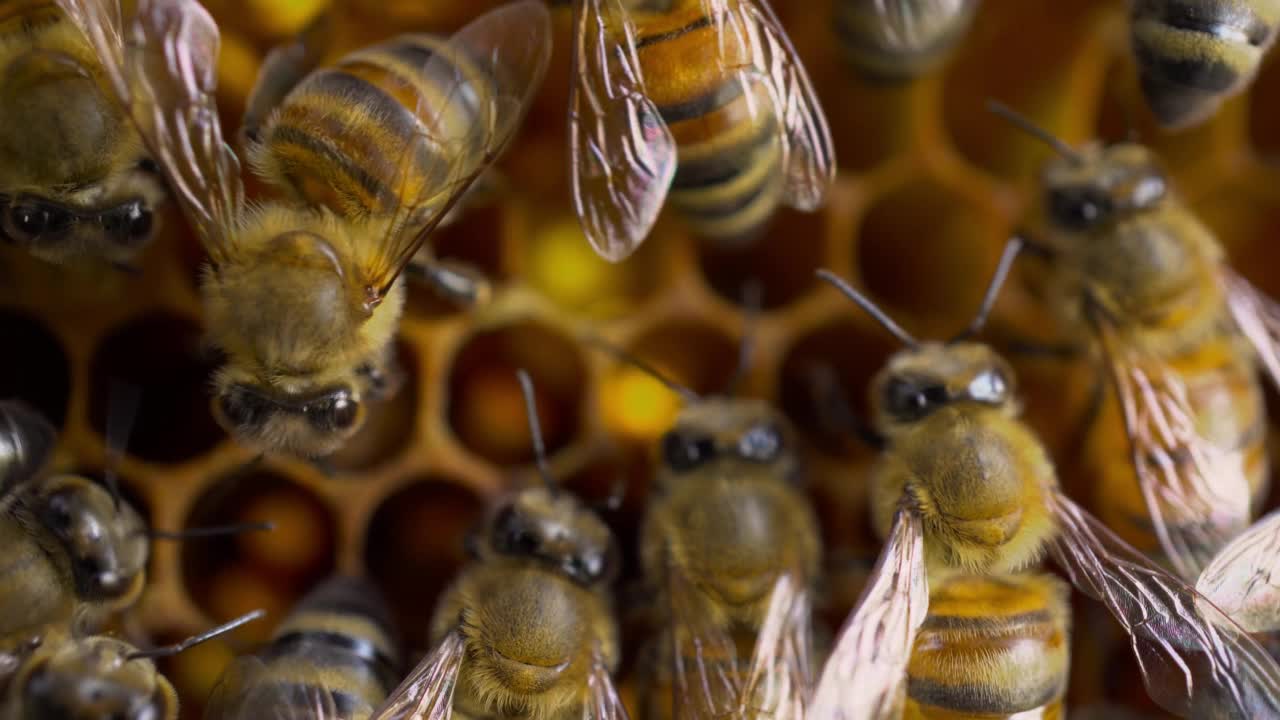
[305, 390, 360, 432]
[110, 202, 153, 246]
[884, 378, 947, 421]
[217, 389, 267, 430]
[737, 423, 782, 462]
[1048, 187, 1111, 231]
[491, 505, 540, 557]
[3, 201, 51, 243]
[661, 431, 716, 473]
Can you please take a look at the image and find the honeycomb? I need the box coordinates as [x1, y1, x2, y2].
[2, 0, 1279, 717]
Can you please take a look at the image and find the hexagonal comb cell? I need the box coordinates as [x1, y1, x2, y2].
[697, 207, 827, 310]
[598, 322, 740, 441]
[364, 476, 485, 651]
[856, 179, 1003, 337]
[0, 310, 70, 429]
[88, 313, 223, 463]
[181, 469, 336, 641]
[446, 319, 587, 465]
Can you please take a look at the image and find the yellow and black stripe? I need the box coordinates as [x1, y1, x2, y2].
[905, 573, 1070, 719]
[1131, 0, 1280, 127]
[631, 0, 786, 243]
[222, 575, 400, 717]
[250, 32, 489, 220]
[833, 0, 979, 81]
[1087, 328, 1270, 570]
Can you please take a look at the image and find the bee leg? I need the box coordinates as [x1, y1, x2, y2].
[408, 256, 493, 308]
[241, 12, 334, 146]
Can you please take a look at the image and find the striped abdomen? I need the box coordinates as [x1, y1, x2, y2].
[906, 573, 1070, 719]
[1131, 0, 1280, 128]
[1086, 331, 1270, 571]
[834, 0, 980, 80]
[251, 33, 488, 219]
[219, 575, 400, 719]
[633, 1, 785, 243]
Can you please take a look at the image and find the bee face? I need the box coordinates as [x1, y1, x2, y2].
[657, 398, 796, 482]
[1042, 142, 1168, 235]
[871, 342, 1017, 434]
[32, 476, 147, 603]
[20, 639, 168, 720]
[0, 193, 158, 264]
[212, 379, 364, 459]
[483, 488, 618, 587]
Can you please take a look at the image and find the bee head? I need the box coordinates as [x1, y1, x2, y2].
[212, 376, 364, 459]
[0, 400, 56, 493]
[29, 475, 147, 604]
[870, 342, 1017, 432]
[1042, 142, 1168, 235]
[485, 486, 619, 587]
[18, 638, 171, 720]
[658, 397, 795, 481]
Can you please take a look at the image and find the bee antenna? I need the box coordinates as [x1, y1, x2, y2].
[583, 335, 701, 403]
[815, 270, 919, 349]
[727, 280, 763, 396]
[103, 381, 141, 512]
[950, 237, 1023, 343]
[516, 369, 556, 493]
[986, 100, 1082, 163]
[126, 609, 265, 661]
[147, 521, 275, 540]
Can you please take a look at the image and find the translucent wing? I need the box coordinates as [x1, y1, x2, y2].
[1197, 508, 1280, 634]
[205, 655, 353, 720]
[583, 643, 631, 720]
[1089, 303, 1251, 581]
[568, 0, 677, 262]
[368, 629, 465, 720]
[704, 0, 835, 211]
[1222, 267, 1280, 391]
[665, 560, 742, 720]
[1047, 491, 1280, 719]
[56, 0, 245, 263]
[362, 0, 551, 303]
[739, 574, 813, 720]
[809, 508, 928, 720]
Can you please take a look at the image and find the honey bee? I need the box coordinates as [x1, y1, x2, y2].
[809, 256, 1280, 720]
[1130, 0, 1280, 129]
[206, 575, 401, 720]
[833, 0, 980, 81]
[567, 0, 836, 261]
[56, 0, 552, 458]
[367, 370, 628, 720]
[0, 399, 270, 649]
[0, 0, 165, 269]
[901, 572, 1070, 719]
[631, 380, 819, 717]
[0, 609, 262, 720]
[1196, 508, 1280, 635]
[991, 101, 1280, 584]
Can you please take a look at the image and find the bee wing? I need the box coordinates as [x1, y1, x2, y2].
[705, 0, 835, 211]
[1222, 268, 1280, 390]
[368, 628, 465, 720]
[362, 0, 551, 303]
[205, 656, 353, 720]
[1047, 490, 1280, 719]
[809, 508, 928, 720]
[739, 573, 813, 720]
[1089, 303, 1252, 581]
[583, 643, 631, 720]
[55, 0, 245, 264]
[1196, 508, 1280, 634]
[665, 562, 743, 719]
[567, 0, 678, 262]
